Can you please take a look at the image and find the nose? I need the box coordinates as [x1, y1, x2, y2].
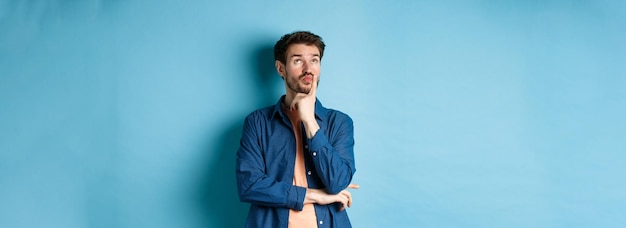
[303, 61, 312, 74]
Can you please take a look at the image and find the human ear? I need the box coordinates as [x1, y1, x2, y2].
[275, 60, 285, 79]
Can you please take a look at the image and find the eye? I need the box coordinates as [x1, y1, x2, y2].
[311, 59, 319, 63]
[294, 59, 302, 64]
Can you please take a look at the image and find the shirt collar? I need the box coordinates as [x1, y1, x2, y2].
[272, 95, 328, 121]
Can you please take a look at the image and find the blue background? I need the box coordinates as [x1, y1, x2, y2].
[1, 0, 625, 227]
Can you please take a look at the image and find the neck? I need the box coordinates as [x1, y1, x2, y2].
[283, 90, 297, 108]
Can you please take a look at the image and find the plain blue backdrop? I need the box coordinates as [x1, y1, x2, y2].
[1, 0, 625, 227]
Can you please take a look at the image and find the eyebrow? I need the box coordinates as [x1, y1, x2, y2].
[289, 54, 320, 58]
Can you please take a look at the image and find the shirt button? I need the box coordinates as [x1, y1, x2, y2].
[307, 171, 312, 176]
[304, 145, 308, 149]
[319, 220, 323, 225]
[312, 152, 317, 156]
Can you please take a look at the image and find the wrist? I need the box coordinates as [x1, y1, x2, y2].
[303, 120, 319, 139]
[305, 188, 320, 204]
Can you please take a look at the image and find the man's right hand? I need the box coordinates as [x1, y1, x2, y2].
[304, 184, 360, 211]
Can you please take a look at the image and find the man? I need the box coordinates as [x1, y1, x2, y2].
[236, 31, 358, 228]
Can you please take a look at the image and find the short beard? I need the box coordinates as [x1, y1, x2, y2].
[286, 73, 319, 94]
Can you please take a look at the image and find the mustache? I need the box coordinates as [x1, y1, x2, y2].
[299, 72, 314, 78]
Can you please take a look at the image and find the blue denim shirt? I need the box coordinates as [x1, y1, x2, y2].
[236, 96, 356, 228]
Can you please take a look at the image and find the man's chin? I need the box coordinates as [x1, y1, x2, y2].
[298, 85, 312, 94]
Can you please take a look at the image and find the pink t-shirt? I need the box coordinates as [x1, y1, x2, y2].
[283, 106, 318, 228]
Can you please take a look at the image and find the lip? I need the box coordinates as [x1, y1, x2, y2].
[302, 75, 313, 83]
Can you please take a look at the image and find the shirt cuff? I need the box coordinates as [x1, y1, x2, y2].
[288, 185, 307, 211]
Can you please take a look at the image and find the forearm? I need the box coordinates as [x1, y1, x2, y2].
[237, 145, 306, 210]
[304, 188, 322, 205]
[302, 117, 320, 139]
[304, 185, 357, 211]
[237, 175, 307, 210]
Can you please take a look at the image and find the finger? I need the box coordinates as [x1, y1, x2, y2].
[340, 190, 352, 209]
[347, 184, 360, 189]
[290, 95, 303, 110]
[342, 190, 352, 208]
[335, 193, 347, 209]
[348, 193, 352, 208]
[309, 74, 318, 96]
[339, 196, 348, 211]
[290, 99, 297, 110]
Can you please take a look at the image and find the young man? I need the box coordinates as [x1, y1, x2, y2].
[236, 31, 358, 228]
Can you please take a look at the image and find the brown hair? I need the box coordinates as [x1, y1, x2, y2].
[274, 31, 326, 64]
